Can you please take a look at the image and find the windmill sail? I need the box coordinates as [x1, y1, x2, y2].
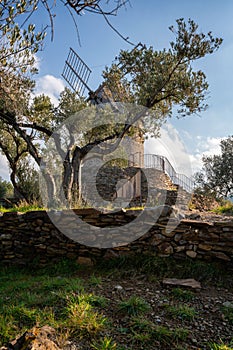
[62, 43, 145, 102]
[62, 48, 92, 97]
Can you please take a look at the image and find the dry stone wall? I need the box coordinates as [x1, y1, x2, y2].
[0, 208, 233, 266]
[87, 166, 188, 208]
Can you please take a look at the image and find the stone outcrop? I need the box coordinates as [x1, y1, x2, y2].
[0, 326, 60, 350]
[162, 278, 201, 290]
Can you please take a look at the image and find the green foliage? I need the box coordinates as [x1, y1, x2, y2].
[129, 317, 154, 332]
[6, 305, 38, 328]
[65, 296, 107, 336]
[15, 159, 41, 203]
[72, 293, 108, 308]
[29, 94, 55, 135]
[221, 305, 233, 325]
[165, 304, 197, 320]
[0, 1, 44, 116]
[91, 337, 117, 350]
[171, 288, 194, 302]
[103, 18, 222, 123]
[0, 0, 45, 73]
[0, 257, 232, 349]
[198, 135, 233, 199]
[89, 275, 102, 287]
[0, 176, 13, 198]
[0, 200, 45, 212]
[98, 253, 221, 284]
[209, 343, 233, 350]
[152, 326, 189, 344]
[129, 317, 189, 345]
[118, 296, 151, 316]
[214, 200, 233, 215]
[0, 15, 223, 206]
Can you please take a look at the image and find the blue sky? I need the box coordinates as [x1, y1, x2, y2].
[1, 0, 233, 179]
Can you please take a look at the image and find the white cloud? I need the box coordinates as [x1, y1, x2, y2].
[189, 136, 223, 173]
[145, 123, 192, 177]
[145, 126, 225, 179]
[0, 155, 10, 180]
[34, 75, 65, 106]
[34, 54, 41, 70]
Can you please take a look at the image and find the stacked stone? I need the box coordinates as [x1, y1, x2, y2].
[0, 208, 232, 266]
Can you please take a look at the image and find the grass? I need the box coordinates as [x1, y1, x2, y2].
[213, 200, 233, 215]
[171, 288, 194, 302]
[130, 317, 189, 345]
[65, 296, 107, 336]
[0, 200, 45, 213]
[91, 337, 118, 350]
[89, 275, 102, 286]
[208, 342, 233, 350]
[221, 305, 233, 325]
[129, 316, 189, 345]
[164, 304, 198, 321]
[97, 253, 233, 286]
[152, 326, 189, 344]
[69, 293, 108, 308]
[0, 256, 232, 349]
[118, 296, 151, 316]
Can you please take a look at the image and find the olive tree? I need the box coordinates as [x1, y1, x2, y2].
[197, 136, 233, 199]
[0, 18, 223, 205]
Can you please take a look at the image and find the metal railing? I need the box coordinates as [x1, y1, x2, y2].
[144, 154, 194, 193]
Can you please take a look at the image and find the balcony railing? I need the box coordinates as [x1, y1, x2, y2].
[143, 154, 194, 193]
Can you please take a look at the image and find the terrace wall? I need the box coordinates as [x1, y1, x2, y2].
[0, 208, 232, 266]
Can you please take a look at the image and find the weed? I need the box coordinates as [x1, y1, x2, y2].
[152, 326, 189, 344]
[213, 201, 233, 215]
[208, 342, 233, 350]
[172, 328, 190, 342]
[165, 304, 197, 321]
[42, 258, 81, 276]
[0, 314, 16, 345]
[75, 293, 108, 308]
[118, 296, 151, 316]
[132, 331, 151, 342]
[130, 317, 154, 343]
[91, 337, 117, 349]
[65, 296, 107, 336]
[130, 317, 154, 331]
[89, 275, 102, 286]
[221, 306, 233, 325]
[98, 253, 227, 285]
[0, 200, 45, 213]
[7, 305, 38, 328]
[171, 288, 194, 301]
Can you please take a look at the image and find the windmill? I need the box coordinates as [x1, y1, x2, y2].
[62, 44, 146, 206]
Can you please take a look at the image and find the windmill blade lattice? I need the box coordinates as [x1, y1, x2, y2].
[62, 48, 92, 97]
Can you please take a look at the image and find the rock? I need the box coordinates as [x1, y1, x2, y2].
[198, 243, 212, 251]
[222, 301, 233, 308]
[29, 326, 60, 350]
[186, 213, 201, 220]
[77, 256, 94, 266]
[162, 228, 176, 238]
[186, 250, 197, 258]
[150, 234, 165, 246]
[157, 242, 174, 255]
[2, 326, 60, 350]
[114, 285, 124, 292]
[162, 278, 201, 289]
[210, 251, 231, 261]
[175, 246, 185, 252]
